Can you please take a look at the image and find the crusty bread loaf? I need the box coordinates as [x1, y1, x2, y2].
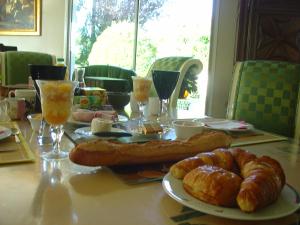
[170, 148, 235, 179]
[69, 131, 232, 166]
[183, 165, 242, 207]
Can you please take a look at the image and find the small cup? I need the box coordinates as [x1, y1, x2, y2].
[5, 97, 26, 120]
[146, 97, 160, 117]
[8, 89, 36, 114]
[0, 100, 10, 122]
[27, 114, 42, 132]
[91, 118, 113, 133]
[173, 120, 205, 139]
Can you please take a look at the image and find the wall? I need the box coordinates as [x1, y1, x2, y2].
[0, 0, 68, 58]
[206, 0, 239, 118]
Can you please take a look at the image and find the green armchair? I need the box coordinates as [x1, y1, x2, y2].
[83, 65, 136, 93]
[0, 51, 55, 85]
[227, 60, 300, 138]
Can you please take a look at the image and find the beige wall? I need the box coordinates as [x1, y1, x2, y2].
[0, 0, 68, 59]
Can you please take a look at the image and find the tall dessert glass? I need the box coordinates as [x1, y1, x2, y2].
[132, 76, 152, 132]
[37, 80, 78, 160]
[29, 65, 66, 145]
[152, 70, 179, 129]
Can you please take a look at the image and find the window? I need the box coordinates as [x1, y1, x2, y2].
[69, 0, 213, 116]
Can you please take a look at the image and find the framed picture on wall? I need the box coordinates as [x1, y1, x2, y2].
[0, 0, 41, 35]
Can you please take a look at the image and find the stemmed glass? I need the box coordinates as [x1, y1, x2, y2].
[132, 76, 152, 132]
[152, 70, 180, 129]
[37, 80, 78, 160]
[29, 65, 67, 145]
[74, 67, 86, 88]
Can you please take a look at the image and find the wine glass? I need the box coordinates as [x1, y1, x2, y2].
[132, 76, 152, 132]
[152, 70, 180, 129]
[37, 80, 78, 160]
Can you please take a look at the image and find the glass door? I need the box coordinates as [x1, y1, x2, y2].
[69, 0, 213, 116]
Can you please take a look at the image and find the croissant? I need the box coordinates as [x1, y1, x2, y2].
[170, 148, 235, 179]
[183, 165, 242, 207]
[231, 149, 286, 212]
[229, 148, 257, 169]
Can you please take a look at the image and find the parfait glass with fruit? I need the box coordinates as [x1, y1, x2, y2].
[132, 76, 152, 133]
[37, 80, 78, 160]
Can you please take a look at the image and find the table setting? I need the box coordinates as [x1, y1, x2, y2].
[0, 70, 299, 225]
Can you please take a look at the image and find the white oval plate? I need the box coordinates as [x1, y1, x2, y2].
[162, 173, 300, 221]
[74, 126, 126, 136]
[0, 125, 12, 140]
[68, 114, 128, 125]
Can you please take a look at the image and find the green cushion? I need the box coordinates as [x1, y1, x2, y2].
[5, 51, 53, 85]
[232, 60, 300, 137]
[84, 65, 136, 92]
[150, 57, 191, 71]
[147, 56, 192, 97]
[85, 76, 130, 92]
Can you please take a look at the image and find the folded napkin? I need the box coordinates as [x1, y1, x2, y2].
[72, 109, 118, 122]
[205, 120, 251, 130]
[0, 137, 19, 152]
[0, 121, 35, 164]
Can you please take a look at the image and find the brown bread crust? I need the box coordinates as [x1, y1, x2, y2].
[69, 131, 232, 166]
[170, 148, 235, 179]
[183, 165, 242, 207]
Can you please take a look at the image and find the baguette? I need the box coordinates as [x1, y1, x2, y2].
[69, 131, 232, 166]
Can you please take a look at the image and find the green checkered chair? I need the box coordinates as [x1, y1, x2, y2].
[227, 60, 300, 138]
[146, 56, 203, 109]
[0, 51, 55, 85]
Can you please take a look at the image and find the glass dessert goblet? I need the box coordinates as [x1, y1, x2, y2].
[37, 80, 78, 160]
[132, 76, 152, 133]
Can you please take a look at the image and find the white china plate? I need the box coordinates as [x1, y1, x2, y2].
[0, 125, 12, 140]
[74, 126, 126, 136]
[199, 119, 254, 132]
[68, 114, 128, 125]
[162, 173, 300, 221]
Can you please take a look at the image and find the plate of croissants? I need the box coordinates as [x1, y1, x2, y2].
[162, 148, 300, 221]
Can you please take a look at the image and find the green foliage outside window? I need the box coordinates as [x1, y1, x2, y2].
[73, 0, 210, 96]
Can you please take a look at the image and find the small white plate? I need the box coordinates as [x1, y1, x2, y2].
[201, 119, 254, 132]
[74, 126, 126, 136]
[68, 114, 128, 125]
[0, 125, 12, 141]
[162, 173, 300, 221]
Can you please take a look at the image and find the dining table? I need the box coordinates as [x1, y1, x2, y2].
[0, 119, 299, 225]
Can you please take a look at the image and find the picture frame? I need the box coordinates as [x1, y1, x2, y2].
[0, 0, 41, 36]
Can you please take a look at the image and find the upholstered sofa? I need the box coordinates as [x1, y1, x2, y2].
[0, 51, 55, 86]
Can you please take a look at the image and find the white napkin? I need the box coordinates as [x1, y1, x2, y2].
[205, 120, 250, 130]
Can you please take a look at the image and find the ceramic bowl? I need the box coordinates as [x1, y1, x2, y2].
[173, 120, 205, 139]
[107, 92, 130, 110]
[27, 113, 42, 132]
